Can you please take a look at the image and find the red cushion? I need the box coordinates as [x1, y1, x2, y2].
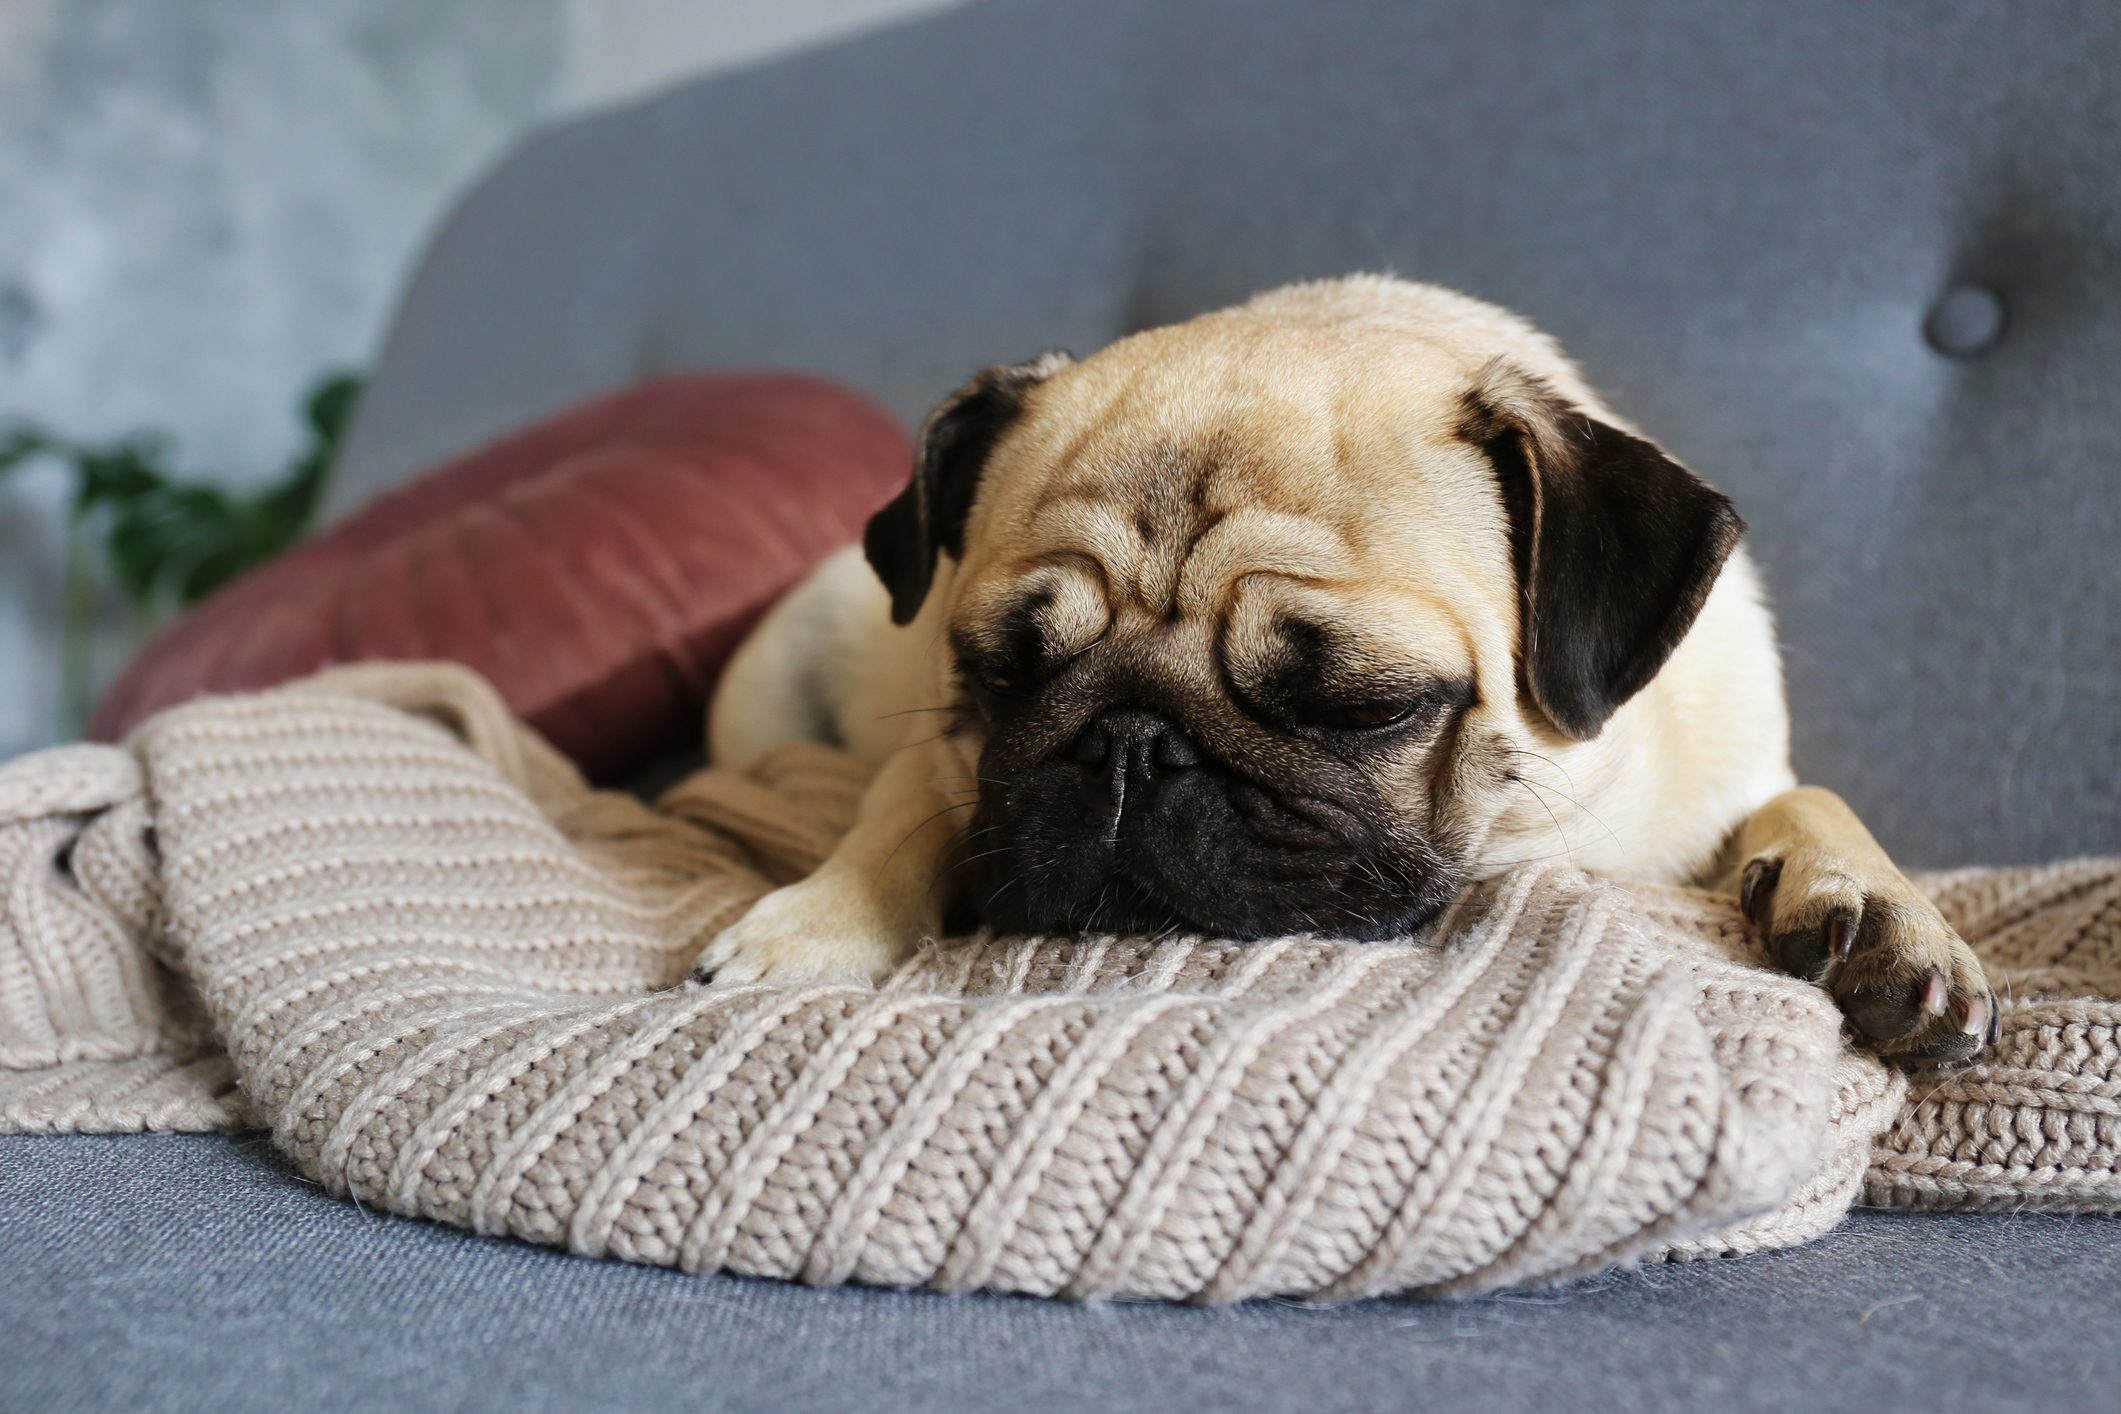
[90, 373, 911, 781]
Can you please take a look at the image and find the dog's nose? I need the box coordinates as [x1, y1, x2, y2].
[1069, 707, 1201, 776]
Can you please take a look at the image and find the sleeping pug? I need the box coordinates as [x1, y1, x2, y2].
[693, 275, 1997, 1060]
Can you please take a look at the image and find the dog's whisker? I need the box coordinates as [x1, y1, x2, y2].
[872, 704, 960, 721]
[875, 799, 979, 877]
[1502, 749, 1621, 851]
[1507, 774, 1577, 868]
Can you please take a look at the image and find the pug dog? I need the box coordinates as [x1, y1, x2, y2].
[693, 275, 1997, 1060]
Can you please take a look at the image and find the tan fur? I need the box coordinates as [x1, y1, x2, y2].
[699, 276, 1994, 1057]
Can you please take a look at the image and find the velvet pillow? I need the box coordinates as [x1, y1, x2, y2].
[90, 373, 912, 781]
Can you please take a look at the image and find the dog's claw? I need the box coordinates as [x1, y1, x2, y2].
[1740, 856, 1781, 925]
[1824, 907, 1856, 962]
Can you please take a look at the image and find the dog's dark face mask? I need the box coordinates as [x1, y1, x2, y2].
[948, 624, 1475, 940]
[864, 354, 1741, 942]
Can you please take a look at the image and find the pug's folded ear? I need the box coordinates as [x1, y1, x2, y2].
[1462, 359, 1745, 741]
[864, 351, 1072, 626]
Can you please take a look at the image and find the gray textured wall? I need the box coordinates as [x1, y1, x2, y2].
[0, 0, 569, 754]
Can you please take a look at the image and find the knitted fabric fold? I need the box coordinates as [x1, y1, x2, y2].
[2, 664, 2116, 1301]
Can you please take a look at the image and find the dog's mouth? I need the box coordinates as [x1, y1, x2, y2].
[962, 840, 1455, 942]
[957, 865, 1189, 938]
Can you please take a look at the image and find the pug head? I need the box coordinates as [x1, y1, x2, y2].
[863, 279, 1742, 940]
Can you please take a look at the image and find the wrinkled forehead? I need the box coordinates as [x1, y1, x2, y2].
[951, 542, 1476, 693]
[952, 338, 1507, 655]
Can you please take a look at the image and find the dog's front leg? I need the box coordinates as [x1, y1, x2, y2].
[1725, 785, 1997, 1059]
[689, 742, 962, 989]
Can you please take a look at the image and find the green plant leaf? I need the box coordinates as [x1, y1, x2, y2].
[305, 373, 363, 443]
[72, 441, 169, 516]
[104, 509, 177, 606]
[0, 423, 56, 478]
[177, 541, 247, 603]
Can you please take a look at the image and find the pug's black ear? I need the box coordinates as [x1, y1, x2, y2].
[1462, 359, 1745, 741]
[864, 351, 1072, 626]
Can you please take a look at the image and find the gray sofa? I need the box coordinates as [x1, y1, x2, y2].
[8, 1, 2118, 1409]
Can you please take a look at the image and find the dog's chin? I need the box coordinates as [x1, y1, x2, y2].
[959, 831, 1461, 944]
[967, 865, 1454, 942]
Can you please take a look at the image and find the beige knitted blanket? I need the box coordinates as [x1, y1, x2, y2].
[2, 665, 2116, 1302]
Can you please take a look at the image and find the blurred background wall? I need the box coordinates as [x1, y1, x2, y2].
[0, 0, 960, 758]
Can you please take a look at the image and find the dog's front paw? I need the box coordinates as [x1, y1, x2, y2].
[687, 879, 913, 990]
[1741, 851, 1998, 1060]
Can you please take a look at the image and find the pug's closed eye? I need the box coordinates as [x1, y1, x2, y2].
[1284, 680, 1470, 742]
[1308, 698, 1430, 732]
[963, 662, 1028, 701]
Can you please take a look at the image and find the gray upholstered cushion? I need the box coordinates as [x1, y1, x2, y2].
[331, 0, 2121, 870]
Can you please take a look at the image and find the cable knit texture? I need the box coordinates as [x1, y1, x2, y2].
[1, 665, 2114, 1301]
